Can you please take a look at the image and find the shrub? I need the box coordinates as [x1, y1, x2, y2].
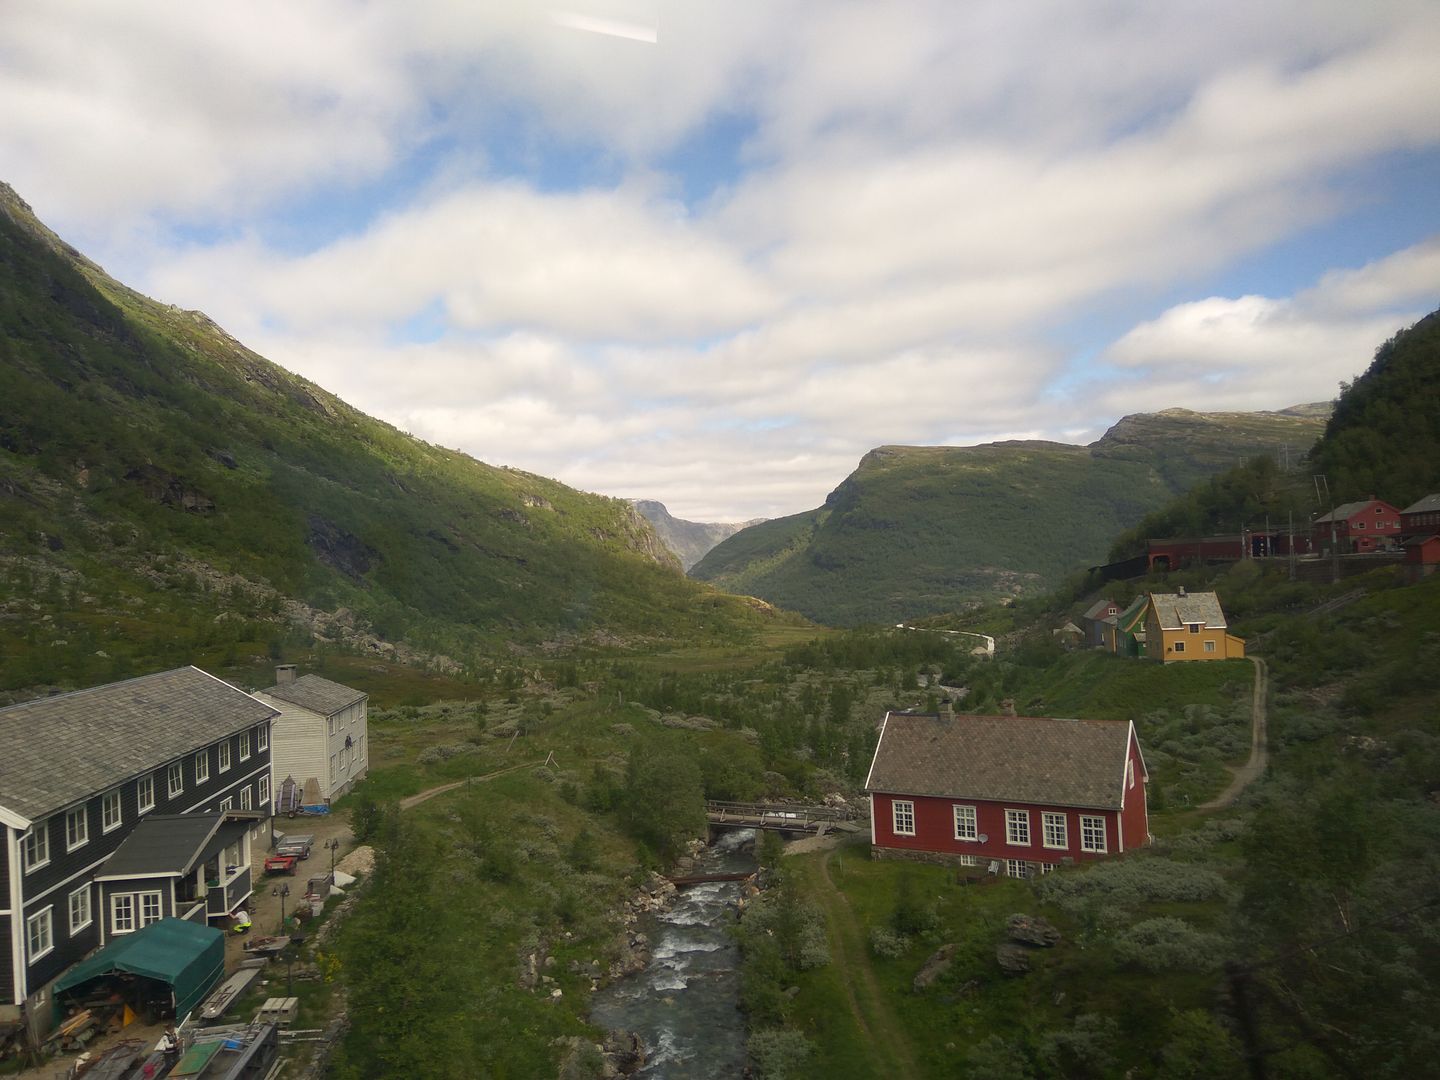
[868, 926, 911, 959]
[1111, 917, 1226, 973]
[748, 1029, 815, 1080]
[1035, 857, 1228, 915]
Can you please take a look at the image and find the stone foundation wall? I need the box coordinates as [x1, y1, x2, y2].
[870, 846, 980, 869]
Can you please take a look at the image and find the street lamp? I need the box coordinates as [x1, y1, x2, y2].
[324, 838, 341, 883]
[271, 883, 291, 932]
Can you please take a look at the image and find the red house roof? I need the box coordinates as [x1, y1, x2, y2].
[865, 712, 1143, 811]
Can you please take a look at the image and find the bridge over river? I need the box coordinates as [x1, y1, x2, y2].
[704, 800, 865, 837]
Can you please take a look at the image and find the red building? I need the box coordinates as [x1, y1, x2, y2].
[1313, 498, 1403, 553]
[1401, 494, 1440, 538]
[1403, 535, 1440, 582]
[865, 709, 1149, 878]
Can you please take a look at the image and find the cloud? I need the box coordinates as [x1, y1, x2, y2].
[5, 1, 1440, 520]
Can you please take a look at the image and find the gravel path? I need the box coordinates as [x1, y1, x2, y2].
[1201, 656, 1269, 810]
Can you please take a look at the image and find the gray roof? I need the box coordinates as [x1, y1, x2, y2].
[1147, 591, 1227, 630]
[1082, 599, 1117, 621]
[97, 813, 246, 879]
[0, 667, 277, 824]
[1315, 499, 1396, 523]
[258, 674, 366, 716]
[1402, 494, 1440, 515]
[865, 712, 1138, 810]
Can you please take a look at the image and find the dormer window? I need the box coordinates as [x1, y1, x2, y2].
[1188, 623, 1201, 634]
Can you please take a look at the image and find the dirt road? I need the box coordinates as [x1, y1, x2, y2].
[1201, 656, 1268, 810]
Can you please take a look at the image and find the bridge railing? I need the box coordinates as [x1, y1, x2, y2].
[705, 800, 855, 825]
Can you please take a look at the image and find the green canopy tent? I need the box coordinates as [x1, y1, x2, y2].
[54, 919, 226, 1023]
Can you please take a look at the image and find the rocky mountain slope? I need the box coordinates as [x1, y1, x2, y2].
[631, 500, 764, 570]
[691, 406, 1329, 625]
[0, 183, 766, 691]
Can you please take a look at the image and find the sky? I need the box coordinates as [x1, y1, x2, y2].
[4, 1, 1440, 522]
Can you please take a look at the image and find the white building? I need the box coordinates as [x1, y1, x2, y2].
[254, 666, 369, 806]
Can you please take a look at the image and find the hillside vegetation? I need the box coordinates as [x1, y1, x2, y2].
[693, 408, 1327, 626]
[0, 183, 772, 693]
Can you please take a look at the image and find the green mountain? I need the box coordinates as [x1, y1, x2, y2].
[691, 407, 1328, 626]
[0, 183, 767, 692]
[1108, 308, 1440, 560]
[631, 499, 763, 570]
[1310, 308, 1440, 507]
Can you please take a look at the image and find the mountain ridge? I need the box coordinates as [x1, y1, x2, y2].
[630, 499, 765, 570]
[691, 404, 1330, 625]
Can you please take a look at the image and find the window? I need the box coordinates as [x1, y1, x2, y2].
[358, 736, 366, 761]
[1173, 640, 1186, 654]
[1080, 815, 1107, 853]
[1005, 859, 1030, 879]
[138, 775, 155, 814]
[167, 762, 184, 798]
[1042, 812, 1068, 850]
[23, 821, 50, 872]
[219, 741, 231, 771]
[1005, 809, 1030, 846]
[26, 908, 54, 961]
[102, 790, 122, 833]
[1188, 623, 1200, 634]
[68, 885, 93, 934]
[1038, 862, 1057, 875]
[1127, 760, 1135, 789]
[328, 716, 335, 736]
[892, 800, 916, 836]
[259, 775, 271, 806]
[240, 786, 253, 810]
[238, 730, 251, 761]
[330, 753, 338, 778]
[219, 797, 233, 812]
[1204, 640, 1216, 653]
[953, 804, 978, 841]
[257, 725, 269, 752]
[66, 806, 89, 852]
[112, 892, 162, 934]
[112, 894, 135, 934]
[1355, 521, 1365, 530]
[957, 854, 980, 866]
[195, 750, 210, 784]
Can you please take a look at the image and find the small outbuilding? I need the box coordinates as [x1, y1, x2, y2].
[53, 918, 225, 1025]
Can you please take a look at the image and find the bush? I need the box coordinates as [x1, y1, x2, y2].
[868, 926, 911, 959]
[748, 1029, 815, 1079]
[1112, 917, 1226, 973]
[1035, 857, 1228, 915]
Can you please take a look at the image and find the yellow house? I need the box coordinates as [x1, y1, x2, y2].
[1143, 589, 1245, 663]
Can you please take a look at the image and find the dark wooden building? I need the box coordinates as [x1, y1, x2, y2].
[0, 667, 276, 1038]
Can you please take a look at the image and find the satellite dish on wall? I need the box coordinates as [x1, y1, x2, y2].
[978, 834, 989, 843]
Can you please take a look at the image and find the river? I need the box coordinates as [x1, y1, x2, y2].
[590, 828, 757, 1078]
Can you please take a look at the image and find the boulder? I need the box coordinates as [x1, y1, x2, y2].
[1006, 914, 1061, 947]
[913, 944, 959, 992]
[603, 1030, 646, 1076]
[996, 943, 1032, 976]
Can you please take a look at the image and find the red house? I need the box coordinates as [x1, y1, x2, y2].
[1403, 535, 1440, 582]
[1313, 497, 1403, 553]
[865, 709, 1149, 878]
[1401, 494, 1440, 538]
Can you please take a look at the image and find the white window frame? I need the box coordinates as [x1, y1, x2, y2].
[328, 716, 335, 736]
[1005, 808, 1030, 846]
[1005, 859, 1030, 879]
[358, 735, 366, 761]
[112, 894, 135, 935]
[195, 750, 210, 784]
[257, 724, 269, 752]
[139, 892, 162, 927]
[26, 907, 55, 962]
[23, 821, 50, 872]
[137, 774, 155, 815]
[1080, 815, 1108, 854]
[952, 804, 978, 841]
[219, 741, 232, 772]
[258, 775, 271, 806]
[101, 789, 123, 833]
[892, 799, 916, 836]
[957, 854, 979, 866]
[1204, 640, 1216, 653]
[167, 761, 184, 798]
[66, 806, 89, 852]
[68, 885, 93, 934]
[240, 786, 253, 811]
[219, 797, 233, 812]
[1041, 811, 1068, 850]
[1173, 640, 1186, 654]
[238, 730, 251, 762]
[1038, 862, 1057, 875]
